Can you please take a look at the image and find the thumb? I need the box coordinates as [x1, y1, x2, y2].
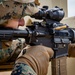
[44, 46, 54, 58]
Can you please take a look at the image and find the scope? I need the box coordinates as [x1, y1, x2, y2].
[31, 6, 65, 21]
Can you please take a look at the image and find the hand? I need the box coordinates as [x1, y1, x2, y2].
[15, 45, 54, 75]
[5, 19, 25, 29]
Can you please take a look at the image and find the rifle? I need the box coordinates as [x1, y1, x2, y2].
[0, 6, 75, 75]
[0, 6, 75, 58]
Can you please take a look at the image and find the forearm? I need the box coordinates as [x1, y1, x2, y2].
[14, 45, 54, 75]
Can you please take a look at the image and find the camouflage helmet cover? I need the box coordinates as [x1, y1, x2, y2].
[14, 0, 40, 5]
[14, 0, 35, 3]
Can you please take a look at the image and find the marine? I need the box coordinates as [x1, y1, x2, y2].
[0, 0, 54, 75]
[0, 0, 39, 63]
[1, 0, 75, 75]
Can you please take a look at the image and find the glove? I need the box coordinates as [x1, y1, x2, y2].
[15, 45, 54, 75]
[68, 43, 75, 57]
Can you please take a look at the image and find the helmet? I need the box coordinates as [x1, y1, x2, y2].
[14, 0, 40, 5]
[14, 0, 35, 3]
[14, 0, 40, 15]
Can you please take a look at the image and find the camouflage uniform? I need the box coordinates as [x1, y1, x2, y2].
[0, 0, 27, 63]
[11, 63, 37, 75]
[0, 0, 36, 25]
[0, 0, 38, 75]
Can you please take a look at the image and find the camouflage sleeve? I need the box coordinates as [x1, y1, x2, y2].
[11, 63, 37, 75]
[9, 38, 26, 62]
[0, 38, 25, 63]
[0, 44, 13, 63]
